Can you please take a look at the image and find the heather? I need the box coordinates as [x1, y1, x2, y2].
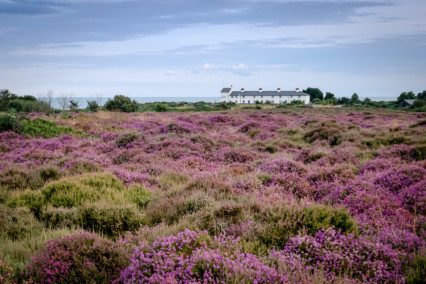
[0, 107, 425, 283]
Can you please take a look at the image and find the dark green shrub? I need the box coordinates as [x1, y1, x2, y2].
[304, 127, 342, 146]
[7, 101, 22, 112]
[115, 131, 139, 147]
[86, 100, 99, 112]
[37, 165, 62, 183]
[0, 115, 17, 132]
[0, 89, 18, 111]
[413, 145, 426, 161]
[104, 95, 138, 112]
[19, 118, 73, 138]
[303, 205, 355, 235]
[154, 104, 168, 112]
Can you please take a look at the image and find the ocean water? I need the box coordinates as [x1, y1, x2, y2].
[51, 97, 218, 109]
[50, 96, 396, 109]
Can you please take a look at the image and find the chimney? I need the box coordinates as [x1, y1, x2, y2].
[296, 88, 299, 92]
[259, 88, 263, 93]
[241, 88, 244, 93]
[277, 88, 281, 92]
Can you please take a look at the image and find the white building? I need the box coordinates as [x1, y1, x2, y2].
[220, 86, 310, 105]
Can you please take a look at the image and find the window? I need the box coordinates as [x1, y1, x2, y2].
[261, 95, 263, 98]
[298, 95, 300, 98]
[235, 100, 237, 103]
[279, 95, 282, 98]
[243, 100, 245, 103]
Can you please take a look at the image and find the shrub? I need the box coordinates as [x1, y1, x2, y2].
[115, 131, 140, 147]
[86, 100, 99, 112]
[304, 127, 342, 146]
[119, 229, 288, 283]
[18, 118, 73, 138]
[7, 100, 22, 112]
[0, 115, 17, 132]
[104, 95, 138, 112]
[0, 206, 44, 241]
[153, 103, 168, 112]
[75, 203, 146, 238]
[256, 203, 355, 249]
[0, 257, 14, 284]
[281, 227, 405, 283]
[24, 232, 129, 283]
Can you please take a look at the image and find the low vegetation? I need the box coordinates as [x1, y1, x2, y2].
[0, 105, 425, 283]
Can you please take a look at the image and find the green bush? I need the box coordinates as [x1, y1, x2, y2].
[0, 206, 44, 241]
[75, 203, 146, 237]
[104, 95, 138, 112]
[18, 118, 73, 138]
[115, 131, 140, 147]
[7, 101, 22, 112]
[86, 100, 99, 112]
[0, 115, 17, 132]
[255, 203, 355, 249]
[154, 104, 168, 112]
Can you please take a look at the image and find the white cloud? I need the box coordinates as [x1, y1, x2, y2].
[203, 63, 212, 70]
[164, 70, 175, 75]
[232, 64, 247, 70]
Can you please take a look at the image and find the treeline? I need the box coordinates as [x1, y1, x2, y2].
[0, 89, 52, 113]
[303, 87, 426, 111]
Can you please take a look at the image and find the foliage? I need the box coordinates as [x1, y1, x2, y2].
[86, 100, 99, 112]
[303, 87, 324, 101]
[153, 103, 168, 112]
[0, 108, 425, 283]
[105, 95, 138, 112]
[24, 232, 129, 283]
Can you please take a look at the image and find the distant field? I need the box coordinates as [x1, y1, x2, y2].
[0, 108, 425, 283]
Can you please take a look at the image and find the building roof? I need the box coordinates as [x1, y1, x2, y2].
[221, 88, 232, 93]
[229, 90, 309, 97]
[404, 99, 416, 105]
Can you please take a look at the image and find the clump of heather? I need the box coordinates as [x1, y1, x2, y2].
[119, 229, 288, 283]
[0, 257, 14, 284]
[24, 232, 129, 283]
[280, 227, 406, 283]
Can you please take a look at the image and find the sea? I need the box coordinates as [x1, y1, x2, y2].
[50, 96, 396, 110]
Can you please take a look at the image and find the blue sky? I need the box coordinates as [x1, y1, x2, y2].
[1, 0, 425, 99]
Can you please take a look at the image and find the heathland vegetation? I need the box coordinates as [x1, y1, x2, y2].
[0, 88, 425, 283]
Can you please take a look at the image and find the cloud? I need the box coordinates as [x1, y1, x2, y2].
[203, 63, 212, 70]
[164, 70, 175, 75]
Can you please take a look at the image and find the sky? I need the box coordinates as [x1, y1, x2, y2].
[0, 0, 425, 99]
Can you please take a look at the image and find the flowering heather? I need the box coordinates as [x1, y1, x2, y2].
[24, 232, 129, 283]
[119, 229, 288, 283]
[0, 108, 425, 283]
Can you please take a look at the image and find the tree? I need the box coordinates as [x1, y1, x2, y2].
[417, 90, 426, 100]
[57, 94, 70, 110]
[0, 89, 18, 111]
[325, 92, 335, 100]
[303, 87, 324, 101]
[397, 91, 415, 103]
[351, 93, 360, 104]
[69, 100, 79, 112]
[104, 95, 138, 112]
[338, 97, 350, 105]
[87, 100, 99, 112]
